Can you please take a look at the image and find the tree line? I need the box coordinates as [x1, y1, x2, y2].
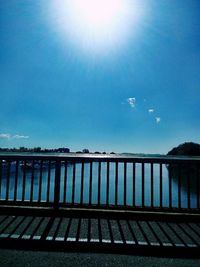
[0, 147, 70, 153]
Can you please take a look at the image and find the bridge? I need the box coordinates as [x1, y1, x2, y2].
[0, 153, 200, 258]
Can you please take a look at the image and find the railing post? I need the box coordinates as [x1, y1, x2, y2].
[106, 161, 110, 207]
[142, 162, 145, 207]
[6, 160, 11, 201]
[0, 160, 2, 200]
[54, 160, 61, 210]
[89, 162, 93, 206]
[115, 161, 118, 207]
[196, 164, 200, 210]
[132, 162, 135, 207]
[124, 162, 127, 206]
[98, 161, 101, 206]
[150, 163, 154, 208]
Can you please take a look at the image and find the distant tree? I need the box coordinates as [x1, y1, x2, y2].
[82, 149, 89, 153]
[167, 142, 200, 156]
[57, 148, 70, 153]
[33, 147, 41, 152]
[19, 147, 27, 152]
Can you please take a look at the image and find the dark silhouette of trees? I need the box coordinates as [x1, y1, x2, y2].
[0, 147, 70, 153]
[33, 147, 41, 152]
[167, 142, 200, 156]
[82, 149, 89, 153]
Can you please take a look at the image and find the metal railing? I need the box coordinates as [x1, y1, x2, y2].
[0, 153, 199, 213]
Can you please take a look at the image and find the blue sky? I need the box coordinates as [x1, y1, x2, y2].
[0, 0, 200, 153]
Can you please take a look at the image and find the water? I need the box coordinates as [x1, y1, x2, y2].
[0, 162, 199, 209]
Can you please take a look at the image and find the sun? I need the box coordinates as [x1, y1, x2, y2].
[69, 0, 125, 31]
[49, 0, 145, 57]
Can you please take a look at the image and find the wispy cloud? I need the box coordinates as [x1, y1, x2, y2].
[155, 117, 161, 123]
[148, 109, 154, 114]
[127, 97, 136, 108]
[0, 133, 11, 139]
[13, 135, 29, 139]
[124, 97, 162, 126]
[0, 133, 29, 140]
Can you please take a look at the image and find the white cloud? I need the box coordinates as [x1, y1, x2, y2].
[13, 135, 29, 139]
[155, 117, 161, 123]
[127, 97, 136, 108]
[148, 109, 154, 114]
[0, 133, 29, 140]
[0, 133, 11, 139]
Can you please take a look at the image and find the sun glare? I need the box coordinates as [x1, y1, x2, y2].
[49, 0, 145, 57]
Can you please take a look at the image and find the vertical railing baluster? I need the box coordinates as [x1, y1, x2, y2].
[150, 163, 154, 208]
[54, 160, 61, 209]
[63, 161, 68, 204]
[30, 160, 35, 202]
[0, 160, 2, 199]
[22, 160, 26, 201]
[13, 161, 16, 201]
[47, 160, 51, 203]
[14, 160, 19, 202]
[72, 162, 76, 205]
[178, 164, 181, 209]
[98, 161, 101, 206]
[132, 162, 135, 207]
[6, 161, 11, 201]
[187, 166, 190, 209]
[159, 163, 163, 208]
[168, 164, 172, 209]
[197, 164, 200, 210]
[115, 161, 118, 206]
[80, 162, 84, 205]
[106, 161, 110, 207]
[142, 162, 145, 207]
[89, 162, 93, 206]
[38, 160, 43, 202]
[124, 162, 127, 206]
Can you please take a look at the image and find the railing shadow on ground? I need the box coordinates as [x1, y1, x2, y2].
[0, 211, 200, 258]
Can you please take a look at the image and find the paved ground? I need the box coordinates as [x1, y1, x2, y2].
[0, 249, 200, 267]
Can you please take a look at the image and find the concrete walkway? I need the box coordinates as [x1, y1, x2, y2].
[0, 249, 200, 267]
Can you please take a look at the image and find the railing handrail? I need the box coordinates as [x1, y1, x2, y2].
[0, 152, 200, 163]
